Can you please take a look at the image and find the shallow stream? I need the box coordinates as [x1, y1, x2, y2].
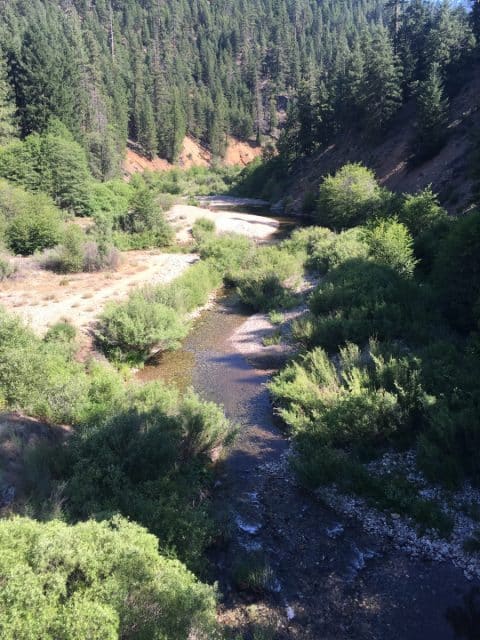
[136, 204, 479, 640]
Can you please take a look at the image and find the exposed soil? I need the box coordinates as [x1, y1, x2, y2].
[167, 202, 280, 244]
[123, 135, 261, 177]
[287, 65, 480, 214]
[0, 250, 195, 347]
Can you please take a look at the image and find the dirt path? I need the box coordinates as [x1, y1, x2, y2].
[0, 251, 196, 341]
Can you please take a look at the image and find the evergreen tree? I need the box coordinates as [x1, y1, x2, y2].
[0, 55, 16, 145]
[413, 62, 449, 161]
[138, 94, 157, 160]
[361, 26, 402, 133]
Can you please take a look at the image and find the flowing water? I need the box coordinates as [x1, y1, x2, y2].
[136, 205, 480, 640]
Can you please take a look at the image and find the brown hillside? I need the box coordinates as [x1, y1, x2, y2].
[287, 66, 480, 214]
[123, 135, 261, 177]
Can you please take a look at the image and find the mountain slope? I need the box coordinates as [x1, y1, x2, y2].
[283, 64, 480, 214]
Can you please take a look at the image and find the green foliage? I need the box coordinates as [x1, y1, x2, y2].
[44, 321, 77, 349]
[0, 126, 93, 215]
[97, 257, 222, 364]
[65, 387, 231, 567]
[0, 181, 63, 255]
[269, 341, 428, 454]
[268, 310, 284, 325]
[144, 166, 240, 198]
[154, 261, 222, 314]
[290, 227, 369, 275]
[433, 211, 480, 332]
[117, 184, 173, 249]
[192, 217, 215, 244]
[0, 309, 89, 424]
[231, 245, 303, 312]
[0, 55, 17, 145]
[199, 234, 255, 275]
[98, 297, 188, 363]
[362, 219, 417, 277]
[297, 259, 431, 350]
[0, 254, 13, 280]
[413, 63, 449, 161]
[0, 516, 218, 640]
[232, 553, 274, 594]
[399, 188, 448, 237]
[316, 164, 385, 229]
[49, 225, 85, 273]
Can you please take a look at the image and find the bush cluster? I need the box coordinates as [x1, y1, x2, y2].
[269, 162, 480, 520]
[0, 308, 232, 569]
[97, 259, 223, 362]
[0, 516, 218, 639]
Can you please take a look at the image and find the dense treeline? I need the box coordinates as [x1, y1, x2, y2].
[0, 0, 388, 175]
[280, 0, 478, 162]
[0, 1, 476, 177]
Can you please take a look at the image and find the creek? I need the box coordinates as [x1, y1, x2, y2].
[137, 202, 479, 640]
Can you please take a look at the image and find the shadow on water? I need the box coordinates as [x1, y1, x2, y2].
[135, 204, 480, 640]
[446, 588, 480, 639]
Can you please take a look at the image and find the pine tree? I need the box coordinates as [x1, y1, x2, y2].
[0, 55, 16, 145]
[138, 94, 157, 160]
[361, 26, 402, 134]
[296, 80, 316, 155]
[413, 62, 449, 161]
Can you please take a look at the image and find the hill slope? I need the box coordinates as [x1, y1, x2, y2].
[283, 66, 480, 214]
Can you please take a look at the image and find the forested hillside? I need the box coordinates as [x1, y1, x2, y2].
[0, 0, 389, 176]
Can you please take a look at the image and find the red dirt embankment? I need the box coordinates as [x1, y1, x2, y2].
[123, 136, 262, 177]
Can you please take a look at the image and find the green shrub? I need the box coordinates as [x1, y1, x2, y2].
[192, 217, 215, 244]
[232, 552, 274, 594]
[43, 225, 120, 274]
[269, 340, 429, 466]
[0, 309, 89, 423]
[0, 181, 63, 255]
[0, 125, 94, 215]
[270, 341, 428, 456]
[199, 233, 255, 274]
[65, 389, 231, 567]
[268, 310, 284, 325]
[399, 188, 448, 237]
[299, 259, 431, 350]
[281, 225, 332, 259]
[0, 255, 13, 280]
[118, 184, 173, 248]
[90, 179, 132, 220]
[97, 295, 188, 362]
[231, 245, 303, 311]
[316, 163, 387, 229]
[157, 261, 222, 312]
[433, 211, 480, 332]
[50, 225, 85, 273]
[44, 321, 77, 346]
[362, 219, 417, 277]
[307, 228, 369, 274]
[0, 516, 218, 640]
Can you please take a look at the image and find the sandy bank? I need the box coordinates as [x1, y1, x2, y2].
[167, 203, 279, 244]
[0, 251, 196, 341]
